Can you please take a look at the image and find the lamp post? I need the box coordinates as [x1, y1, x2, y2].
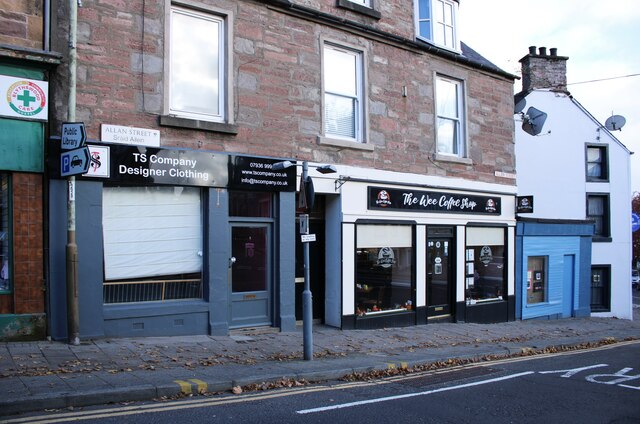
[272, 160, 336, 360]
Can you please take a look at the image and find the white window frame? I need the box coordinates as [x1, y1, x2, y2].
[415, 0, 460, 51]
[347, 0, 371, 6]
[322, 42, 364, 143]
[435, 75, 465, 157]
[168, 5, 225, 122]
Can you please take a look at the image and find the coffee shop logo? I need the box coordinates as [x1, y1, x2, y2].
[376, 190, 392, 207]
[377, 247, 395, 268]
[485, 198, 497, 213]
[6, 80, 46, 117]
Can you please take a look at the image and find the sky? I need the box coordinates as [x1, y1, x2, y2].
[459, 0, 640, 195]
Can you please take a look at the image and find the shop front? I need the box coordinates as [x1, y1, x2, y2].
[47, 142, 298, 339]
[0, 70, 55, 340]
[515, 218, 593, 320]
[330, 180, 516, 330]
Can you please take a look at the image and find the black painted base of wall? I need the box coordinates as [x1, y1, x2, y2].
[456, 296, 516, 324]
[342, 310, 417, 330]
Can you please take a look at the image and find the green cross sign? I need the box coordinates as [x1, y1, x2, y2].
[17, 90, 36, 107]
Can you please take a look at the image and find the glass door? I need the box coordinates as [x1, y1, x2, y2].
[427, 233, 454, 318]
[229, 225, 271, 328]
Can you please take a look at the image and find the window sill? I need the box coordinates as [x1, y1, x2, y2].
[592, 236, 612, 243]
[336, 0, 382, 19]
[159, 115, 238, 135]
[586, 178, 610, 183]
[317, 135, 374, 151]
[433, 153, 472, 165]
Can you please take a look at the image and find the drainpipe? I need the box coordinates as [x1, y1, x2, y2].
[44, 0, 50, 50]
[66, 0, 80, 346]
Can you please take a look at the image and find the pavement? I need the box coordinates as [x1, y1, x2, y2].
[1, 315, 640, 416]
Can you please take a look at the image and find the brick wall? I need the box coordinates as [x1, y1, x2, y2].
[0, 173, 45, 315]
[0, 0, 44, 50]
[52, 0, 515, 185]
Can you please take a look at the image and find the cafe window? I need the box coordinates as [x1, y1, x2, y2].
[0, 174, 10, 293]
[102, 186, 203, 304]
[465, 227, 506, 304]
[355, 224, 414, 316]
[526, 256, 547, 304]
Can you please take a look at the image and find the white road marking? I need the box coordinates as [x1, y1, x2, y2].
[296, 371, 535, 415]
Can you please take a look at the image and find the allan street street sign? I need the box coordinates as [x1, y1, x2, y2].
[61, 122, 87, 150]
[61, 146, 91, 177]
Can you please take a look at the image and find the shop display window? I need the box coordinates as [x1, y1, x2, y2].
[465, 227, 506, 304]
[526, 256, 547, 304]
[0, 174, 10, 293]
[102, 185, 203, 303]
[355, 224, 414, 316]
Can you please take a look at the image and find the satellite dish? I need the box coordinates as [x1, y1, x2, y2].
[522, 106, 548, 136]
[514, 98, 526, 114]
[604, 115, 626, 131]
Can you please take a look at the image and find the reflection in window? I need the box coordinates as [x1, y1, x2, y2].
[587, 194, 609, 238]
[590, 266, 610, 312]
[436, 76, 464, 156]
[465, 227, 505, 304]
[229, 191, 272, 217]
[170, 6, 224, 121]
[0, 174, 9, 292]
[416, 0, 459, 50]
[323, 43, 363, 141]
[527, 256, 547, 304]
[355, 225, 414, 316]
[586, 145, 608, 181]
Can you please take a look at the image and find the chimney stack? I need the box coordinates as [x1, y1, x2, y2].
[519, 46, 569, 93]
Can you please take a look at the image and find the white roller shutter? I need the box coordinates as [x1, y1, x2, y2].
[103, 186, 202, 281]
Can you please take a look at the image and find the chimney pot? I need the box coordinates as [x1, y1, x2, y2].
[539, 47, 547, 56]
[529, 46, 537, 55]
[550, 48, 558, 56]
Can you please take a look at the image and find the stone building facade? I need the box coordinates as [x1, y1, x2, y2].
[46, 0, 519, 338]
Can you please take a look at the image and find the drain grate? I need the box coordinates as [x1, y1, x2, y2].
[400, 366, 499, 388]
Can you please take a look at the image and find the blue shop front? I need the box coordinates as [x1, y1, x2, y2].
[48, 142, 299, 339]
[515, 218, 593, 320]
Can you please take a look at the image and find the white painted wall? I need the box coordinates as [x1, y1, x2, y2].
[304, 164, 518, 319]
[515, 90, 633, 319]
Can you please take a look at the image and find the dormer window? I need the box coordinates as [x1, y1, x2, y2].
[415, 0, 459, 51]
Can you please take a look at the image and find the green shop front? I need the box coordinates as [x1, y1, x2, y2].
[0, 59, 58, 340]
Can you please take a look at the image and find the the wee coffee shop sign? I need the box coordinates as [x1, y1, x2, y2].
[368, 186, 501, 215]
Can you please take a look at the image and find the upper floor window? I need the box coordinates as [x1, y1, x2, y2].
[586, 145, 609, 181]
[587, 194, 610, 240]
[436, 75, 465, 156]
[416, 0, 459, 50]
[169, 6, 225, 122]
[323, 43, 364, 142]
[337, 0, 381, 18]
[347, 0, 370, 6]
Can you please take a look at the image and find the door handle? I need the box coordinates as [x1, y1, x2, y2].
[229, 256, 236, 268]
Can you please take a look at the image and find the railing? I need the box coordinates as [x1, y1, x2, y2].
[103, 278, 203, 304]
